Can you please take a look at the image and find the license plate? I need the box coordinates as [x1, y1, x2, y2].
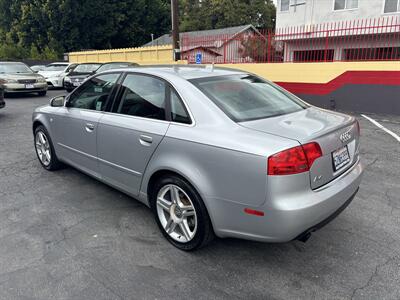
[73, 82, 81, 87]
[25, 84, 34, 89]
[332, 145, 350, 171]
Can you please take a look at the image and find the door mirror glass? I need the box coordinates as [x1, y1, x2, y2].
[50, 95, 65, 107]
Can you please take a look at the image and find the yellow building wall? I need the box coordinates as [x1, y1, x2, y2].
[223, 61, 400, 83]
[68, 45, 177, 65]
[69, 45, 400, 83]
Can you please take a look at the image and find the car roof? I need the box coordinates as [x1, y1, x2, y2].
[107, 65, 246, 80]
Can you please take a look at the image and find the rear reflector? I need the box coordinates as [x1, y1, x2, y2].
[267, 142, 322, 176]
[244, 208, 265, 217]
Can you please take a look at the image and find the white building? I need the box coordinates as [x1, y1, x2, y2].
[275, 0, 400, 61]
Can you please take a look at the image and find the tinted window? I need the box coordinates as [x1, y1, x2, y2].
[68, 73, 119, 110]
[384, 0, 399, 13]
[171, 90, 191, 124]
[280, 0, 289, 11]
[190, 75, 308, 122]
[117, 74, 166, 120]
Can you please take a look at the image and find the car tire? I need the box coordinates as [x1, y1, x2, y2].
[38, 91, 47, 96]
[66, 88, 73, 93]
[34, 125, 63, 171]
[150, 175, 214, 251]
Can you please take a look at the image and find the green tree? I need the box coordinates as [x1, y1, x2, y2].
[0, 0, 172, 59]
[179, 0, 276, 32]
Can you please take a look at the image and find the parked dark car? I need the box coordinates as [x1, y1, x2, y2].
[64, 62, 137, 92]
[63, 63, 102, 92]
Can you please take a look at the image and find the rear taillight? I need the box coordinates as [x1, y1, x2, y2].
[267, 142, 322, 176]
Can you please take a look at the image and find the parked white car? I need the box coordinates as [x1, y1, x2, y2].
[38, 62, 77, 88]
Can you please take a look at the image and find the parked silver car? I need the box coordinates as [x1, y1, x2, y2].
[0, 62, 47, 96]
[32, 66, 363, 250]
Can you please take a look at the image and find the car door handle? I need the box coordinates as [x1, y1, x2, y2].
[139, 135, 153, 145]
[85, 123, 95, 132]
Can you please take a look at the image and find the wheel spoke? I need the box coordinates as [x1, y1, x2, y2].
[170, 185, 180, 204]
[182, 207, 195, 217]
[39, 133, 46, 144]
[165, 218, 177, 234]
[179, 222, 191, 241]
[44, 150, 51, 162]
[157, 197, 171, 211]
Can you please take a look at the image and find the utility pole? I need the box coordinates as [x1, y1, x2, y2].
[171, 0, 180, 61]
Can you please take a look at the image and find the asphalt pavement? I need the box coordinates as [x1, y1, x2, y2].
[0, 90, 399, 300]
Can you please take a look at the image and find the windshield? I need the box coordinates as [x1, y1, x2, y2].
[0, 63, 33, 74]
[190, 74, 308, 122]
[74, 64, 101, 73]
[44, 64, 68, 71]
[96, 63, 132, 73]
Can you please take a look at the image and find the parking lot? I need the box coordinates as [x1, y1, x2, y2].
[0, 90, 399, 299]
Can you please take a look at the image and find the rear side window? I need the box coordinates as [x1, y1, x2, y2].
[190, 75, 308, 122]
[170, 90, 191, 124]
[117, 74, 166, 121]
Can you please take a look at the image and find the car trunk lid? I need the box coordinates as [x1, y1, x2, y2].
[240, 107, 360, 189]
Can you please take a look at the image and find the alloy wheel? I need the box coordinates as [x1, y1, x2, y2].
[35, 131, 51, 166]
[156, 184, 197, 243]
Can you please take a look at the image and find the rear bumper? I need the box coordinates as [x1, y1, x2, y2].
[294, 187, 358, 242]
[208, 157, 363, 242]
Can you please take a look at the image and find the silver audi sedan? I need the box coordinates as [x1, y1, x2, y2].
[32, 66, 363, 251]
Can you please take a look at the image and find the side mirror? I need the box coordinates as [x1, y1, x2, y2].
[50, 95, 66, 107]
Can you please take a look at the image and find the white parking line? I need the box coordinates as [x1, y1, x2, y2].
[361, 114, 400, 143]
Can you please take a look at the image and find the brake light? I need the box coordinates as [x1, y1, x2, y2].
[267, 142, 322, 176]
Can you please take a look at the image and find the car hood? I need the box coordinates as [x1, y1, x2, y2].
[38, 71, 63, 77]
[0, 73, 42, 80]
[239, 107, 354, 143]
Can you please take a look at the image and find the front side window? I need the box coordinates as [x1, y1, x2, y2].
[117, 74, 166, 121]
[190, 75, 308, 122]
[280, 0, 290, 11]
[67, 73, 119, 110]
[384, 0, 400, 13]
[334, 0, 358, 10]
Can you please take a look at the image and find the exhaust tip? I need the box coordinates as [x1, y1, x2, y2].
[297, 232, 312, 243]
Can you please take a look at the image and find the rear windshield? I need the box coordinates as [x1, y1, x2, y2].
[190, 74, 308, 122]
